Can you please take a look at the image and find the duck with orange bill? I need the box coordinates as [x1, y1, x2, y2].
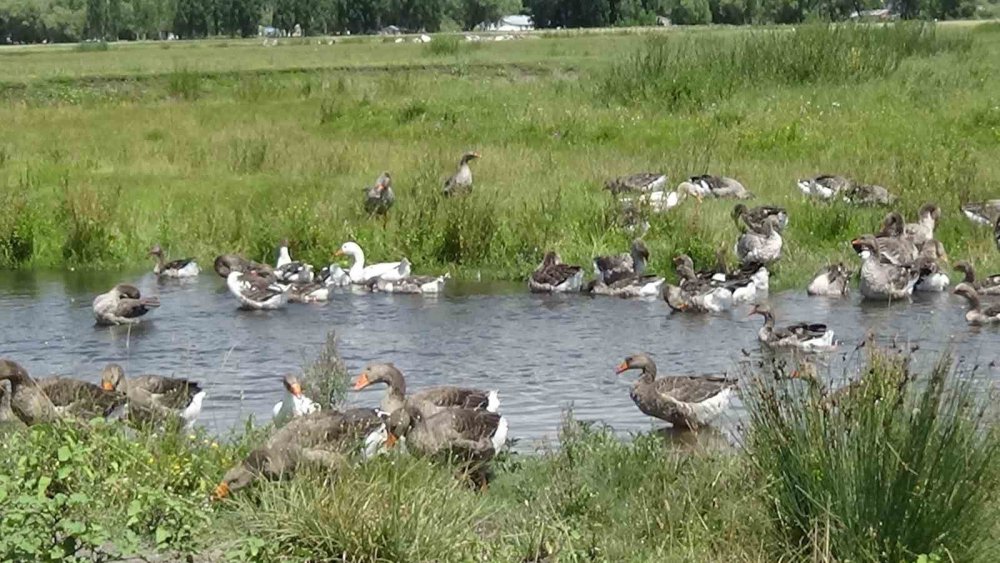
[352, 363, 498, 416]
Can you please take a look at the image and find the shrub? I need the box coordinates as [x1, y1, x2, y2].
[672, 0, 713, 25]
[425, 35, 462, 56]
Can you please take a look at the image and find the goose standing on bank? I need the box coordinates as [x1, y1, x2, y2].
[748, 304, 835, 351]
[529, 251, 583, 293]
[797, 174, 852, 200]
[615, 353, 736, 430]
[272, 374, 321, 426]
[100, 363, 205, 427]
[735, 215, 783, 265]
[334, 241, 410, 285]
[443, 151, 480, 196]
[807, 263, 851, 296]
[0, 359, 58, 425]
[148, 245, 200, 278]
[680, 175, 753, 199]
[213, 408, 386, 499]
[732, 204, 788, 233]
[953, 261, 1000, 295]
[604, 173, 667, 194]
[352, 363, 499, 416]
[904, 203, 941, 247]
[852, 237, 919, 301]
[913, 239, 950, 293]
[364, 172, 395, 216]
[225, 271, 289, 310]
[594, 239, 650, 284]
[93, 284, 160, 326]
[274, 239, 314, 283]
[952, 283, 1000, 326]
[960, 200, 1000, 227]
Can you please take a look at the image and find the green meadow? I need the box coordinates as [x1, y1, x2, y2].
[1, 23, 999, 288]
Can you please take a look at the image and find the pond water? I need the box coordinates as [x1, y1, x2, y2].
[1, 270, 998, 449]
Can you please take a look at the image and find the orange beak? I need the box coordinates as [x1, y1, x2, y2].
[386, 433, 398, 448]
[333, 250, 345, 257]
[212, 482, 230, 501]
[352, 373, 371, 390]
[290, 382, 303, 397]
[101, 381, 114, 391]
[614, 361, 629, 375]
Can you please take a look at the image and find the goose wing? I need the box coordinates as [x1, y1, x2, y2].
[532, 263, 581, 286]
[37, 377, 126, 419]
[653, 376, 735, 404]
[129, 375, 203, 410]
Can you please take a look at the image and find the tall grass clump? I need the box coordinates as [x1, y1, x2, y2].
[602, 23, 972, 109]
[59, 183, 122, 264]
[299, 331, 349, 410]
[425, 35, 462, 56]
[743, 345, 1000, 562]
[74, 41, 110, 53]
[167, 67, 202, 101]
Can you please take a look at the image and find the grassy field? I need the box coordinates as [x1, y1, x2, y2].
[1, 342, 997, 562]
[1, 23, 999, 288]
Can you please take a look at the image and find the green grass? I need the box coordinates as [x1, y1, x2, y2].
[1, 344, 997, 562]
[0, 23, 999, 288]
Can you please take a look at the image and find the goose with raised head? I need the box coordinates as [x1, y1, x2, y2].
[797, 174, 852, 200]
[604, 172, 667, 194]
[148, 244, 200, 278]
[913, 239, 950, 293]
[0, 359, 58, 425]
[960, 200, 1000, 227]
[274, 239, 314, 283]
[443, 151, 480, 196]
[904, 203, 941, 247]
[352, 363, 499, 416]
[364, 172, 395, 216]
[680, 175, 753, 199]
[594, 239, 650, 284]
[852, 237, 919, 301]
[213, 254, 273, 279]
[615, 353, 736, 430]
[735, 215, 783, 265]
[953, 261, 1000, 295]
[866, 212, 919, 265]
[529, 251, 583, 293]
[93, 284, 159, 326]
[334, 241, 410, 285]
[225, 271, 289, 310]
[672, 254, 727, 285]
[807, 263, 851, 296]
[732, 204, 788, 233]
[371, 272, 450, 294]
[749, 304, 835, 351]
[100, 363, 205, 427]
[213, 408, 386, 499]
[953, 283, 1000, 326]
[272, 374, 321, 426]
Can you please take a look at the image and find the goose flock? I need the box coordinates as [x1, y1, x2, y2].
[5, 160, 1000, 495]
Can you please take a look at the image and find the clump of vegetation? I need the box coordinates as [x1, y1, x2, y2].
[743, 345, 1000, 562]
[74, 41, 109, 53]
[167, 67, 202, 101]
[425, 35, 463, 56]
[299, 331, 350, 410]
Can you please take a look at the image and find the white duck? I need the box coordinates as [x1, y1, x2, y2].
[272, 374, 321, 427]
[372, 273, 450, 294]
[334, 242, 410, 285]
[226, 271, 289, 310]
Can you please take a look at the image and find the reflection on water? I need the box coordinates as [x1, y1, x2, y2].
[0, 270, 997, 449]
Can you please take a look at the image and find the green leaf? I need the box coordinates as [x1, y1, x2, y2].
[57, 446, 71, 462]
[36, 476, 51, 497]
[155, 526, 171, 545]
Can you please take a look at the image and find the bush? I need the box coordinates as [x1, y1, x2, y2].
[672, 0, 713, 25]
[425, 35, 462, 56]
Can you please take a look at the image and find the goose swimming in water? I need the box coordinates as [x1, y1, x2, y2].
[226, 271, 289, 310]
[952, 283, 1000, 326]
[443, 151, 480, 196]
[371, 272, 450, 294]
[274, 239, 314, 283]
[148, 245, 200, 278]
[664, 280, 734, 313]
[529, 252, 583, 293]
[585, 273, 665, 299]
[953, 261, 1000, 296]
[594, 239, 650, 284]
[615, 353, 736, 430]
[913, 239, 950, 293]
[352, 363, 499, 416]
[213, 254, 273, 279]
[334, 242, 410, 285]
[852, 237, 919, 301]
[807, 263, 851, 296]
[93, 284, 160, 326]
[364, 172, 395, 216]
[749, 304, 836, 351]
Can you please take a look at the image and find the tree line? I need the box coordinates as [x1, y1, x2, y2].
[0, 0, 984, 44]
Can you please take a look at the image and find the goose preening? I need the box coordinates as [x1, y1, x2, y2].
[272, 373, 321, 426]
[364, 172, 395, 216]
[100, 363, 205, 427]
[749, 304, 836, 351]
[732, 204, 788, 233]
[903, 203, 941, 247]
[615, 353, 736, 430]
[604, 172, 667, 194]
[213, 408, 386, 499]
[913, 239, 950, 293]
[807, 263, 851, 296]
[443, 151, 480, 196]
[953, 261, 1000, 296]
[334, 242, 410, 285]
[952, 283, 1000, 326]
[594, 239, 649, 284]
[352, 363, 499, 416]
[797, 175, 852, 200]
[225, 270, 289, 310]
[0, 359, 59, 425]
[371, 273, 450, 294]
[213, 254, 273, 279]
[274, 239, 314, 283]
[680, 175, 753, 200]
[93, 284, 159, 326]
[735, 215, 783, 265]
[148, 245, 200, 278]
[852, 237, 919, 301]
[529, 252, 584, 293]
[960, 200, 1000, 227]
[866, 212, 919, 266]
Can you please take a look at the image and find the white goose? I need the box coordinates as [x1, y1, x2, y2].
[274, 239, 314, 283]
[226, 271, 289, 310]
[272, 374, 321, 427]
[334, 242, 410, 285]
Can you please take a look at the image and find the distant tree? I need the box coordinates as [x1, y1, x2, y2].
[85, 0, 108, 37]
[671, 0, 711, 23]
[456, 0, 520, 29]
[173, 0, 211, 36]
[524, 0, 563, 27]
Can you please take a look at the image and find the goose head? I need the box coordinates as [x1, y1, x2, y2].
[335, 242, 364, 260]
[918, 203, 941, 225]
[671, 254, 694, 272]
[953, 261, 975, 282]
[851, 237, 877, 260]
[385, 407, 419, 448]
[114, 284, 142, 299]
[375, 172, 392, 191]
[100, 363, 125, 392]
[353, 363, 406, 394]
[147, 244, 164, 257]
[0, 359, 30, 384]
[214, 449, 275, 500]
[615, 353, 657, 377]
[952, 282, 978, 302]
[730, 204, 748, 225]
[282, 373, 306, 397]
[459, 151, 481, 165]
[877, 212, 905, 237]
